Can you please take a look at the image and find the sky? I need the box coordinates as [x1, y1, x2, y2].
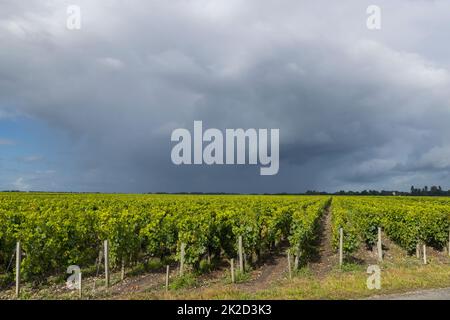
[1, 0, 450, 193]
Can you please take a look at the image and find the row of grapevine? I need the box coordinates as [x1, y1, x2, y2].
[289, 198, 330, 265]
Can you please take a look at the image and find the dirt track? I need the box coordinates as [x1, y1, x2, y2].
[309, 204, 337, 277]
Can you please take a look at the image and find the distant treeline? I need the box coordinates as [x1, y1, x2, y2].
[305, 185, 450, 196]
[160, 186, 450, 196]
[2, 185, 449, 196]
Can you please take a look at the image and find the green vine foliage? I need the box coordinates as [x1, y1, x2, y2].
[1, 193, 448, 281]
[0, 193, 328, 280]
[331, 196, 450, 255]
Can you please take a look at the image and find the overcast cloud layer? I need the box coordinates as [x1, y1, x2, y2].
[1, 0, 450, 193]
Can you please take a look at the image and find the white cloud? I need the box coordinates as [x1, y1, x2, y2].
[98, 57, 124, 70]
[0, 138, 14, 145]
[351, 40, 450, 90]
[20, 155, 43, 162]
[13, 177, 30, 190]
[419, 146, 450, 169]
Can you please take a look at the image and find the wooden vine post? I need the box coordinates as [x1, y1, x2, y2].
[179, 242, 186, 276]
[166, 265, 170, 291]
[294, 248, 300, 270]
[15, 241, 21, 298]
[423, 244, 427, 265]
[104, 240, 109, 288]
[339, 228, 344, 267]
[377, 227, 383, 262]
[78, 271, 82, 299]
[238, 236, 244, 273]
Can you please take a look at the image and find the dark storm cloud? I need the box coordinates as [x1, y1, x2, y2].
[1, 0, 450, 192]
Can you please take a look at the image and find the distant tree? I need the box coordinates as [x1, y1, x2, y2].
[430, 186, 438, 195]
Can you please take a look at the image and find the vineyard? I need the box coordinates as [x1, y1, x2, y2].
[0, 193, 449, 299]
[0, 194, 327, 281]
[332, 196, 450, 255]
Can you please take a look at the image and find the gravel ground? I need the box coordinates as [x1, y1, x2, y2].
[369, 287, 450, 300]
